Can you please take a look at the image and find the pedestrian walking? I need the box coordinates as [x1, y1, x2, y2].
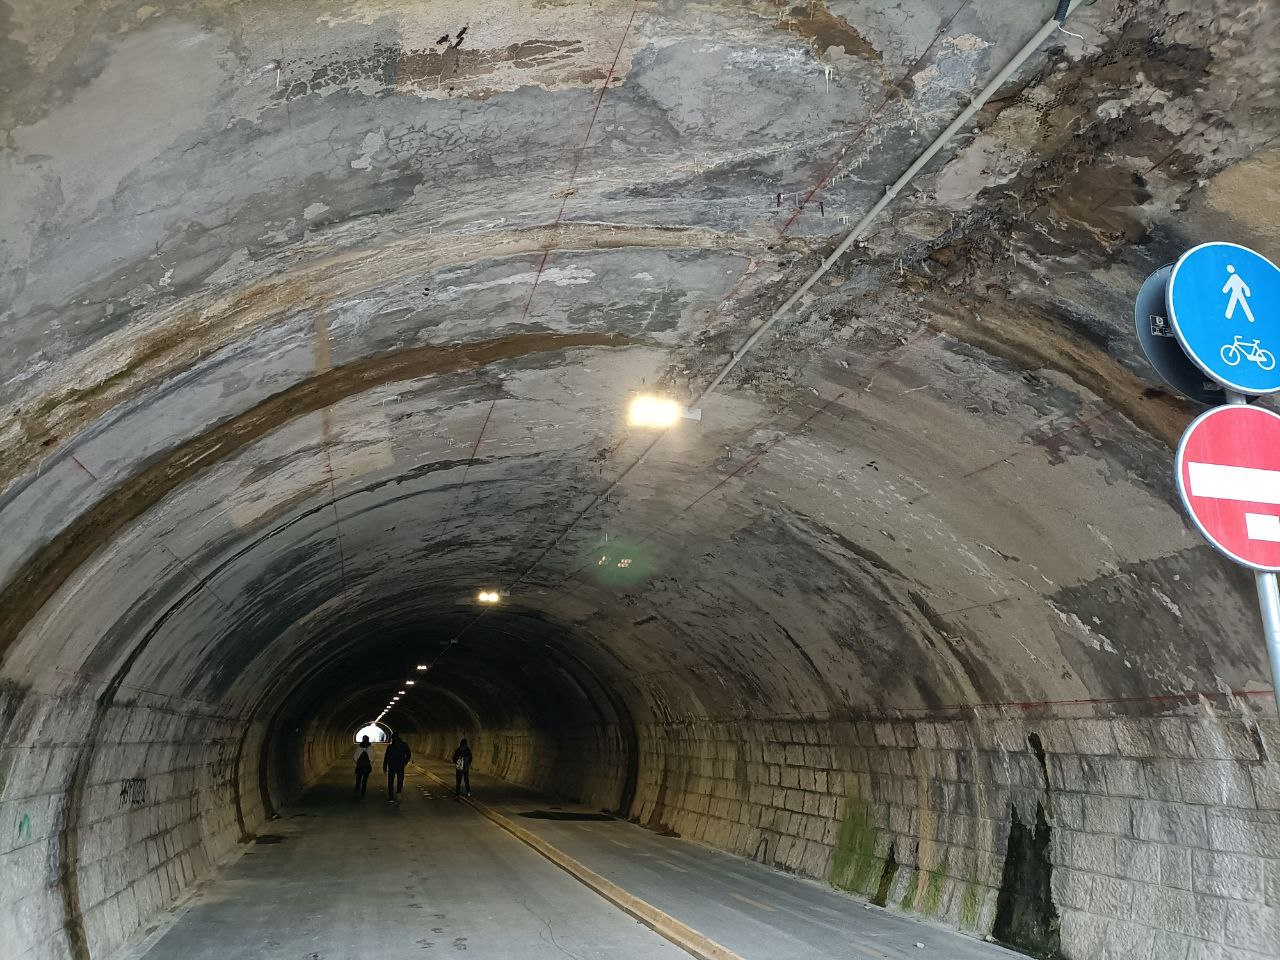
[452, 738, 472, 799]
[353, 735, 373, 800]
[384, 732, 411, 802]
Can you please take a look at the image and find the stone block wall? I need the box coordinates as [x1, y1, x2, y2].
[74, 699, 251, 960]
[284, 714, 362, 799]
[627, 711, 1280, 960]
[0, 684, 89, 960]
[10, 679, 1279, 960]
[0, 683, 261, 960]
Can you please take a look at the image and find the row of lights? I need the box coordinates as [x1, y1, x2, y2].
[375, 677, 417, 724]
[383, 588, 501, 722]
[377, 583, 506, 721]
[377, 394, 682, 726]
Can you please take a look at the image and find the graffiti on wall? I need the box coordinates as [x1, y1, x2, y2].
[119, 778, 146, 806]
[15, 813, 32, 840]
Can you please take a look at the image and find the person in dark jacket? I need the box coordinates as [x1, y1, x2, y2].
[451, 738, 473, 798]
[384, 732, 412, 802]
[353, 735, 373, 800]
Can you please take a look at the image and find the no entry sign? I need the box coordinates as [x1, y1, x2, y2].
[1176, 404, 1280, 571]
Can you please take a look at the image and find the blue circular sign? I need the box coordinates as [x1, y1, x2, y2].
[1167, 241, 1280, 395]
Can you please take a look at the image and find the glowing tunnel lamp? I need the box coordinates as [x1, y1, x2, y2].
[477, 589, 501, 604]
[627, 394, 684, 428]
[405, 680, 415, 685]
[416, 665, 428, 671]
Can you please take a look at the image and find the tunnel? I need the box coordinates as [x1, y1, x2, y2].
[2, 1, 1280, 959]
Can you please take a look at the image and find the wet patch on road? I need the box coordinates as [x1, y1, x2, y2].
[519, 810, 616, 822]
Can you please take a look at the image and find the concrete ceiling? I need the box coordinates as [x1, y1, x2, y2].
[2, 0, 1280, 742]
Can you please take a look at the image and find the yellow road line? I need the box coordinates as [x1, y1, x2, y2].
[851, 941, 893, 960]
[416, 765, 744, 960]
[728, 892, 776, 912]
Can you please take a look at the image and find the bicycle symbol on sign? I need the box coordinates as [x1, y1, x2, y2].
[1220, 335, 1276, 371]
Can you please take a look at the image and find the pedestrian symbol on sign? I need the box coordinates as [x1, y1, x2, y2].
[1223, 264, 1255, 323]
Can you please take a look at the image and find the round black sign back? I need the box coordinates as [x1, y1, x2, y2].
[1134, 264, 1229, 406]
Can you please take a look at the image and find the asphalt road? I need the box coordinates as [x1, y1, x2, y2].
[128, 758, 1024, 960]
[130, 763, 685, 960]
[416, 761, 1025, 960]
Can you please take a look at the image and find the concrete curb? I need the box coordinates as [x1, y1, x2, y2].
[419, 767, 745, 960]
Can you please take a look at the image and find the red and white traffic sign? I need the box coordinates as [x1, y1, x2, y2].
[1176, 404, 1280, 571]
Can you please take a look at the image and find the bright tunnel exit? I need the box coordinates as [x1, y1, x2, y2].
[354, 722, 389, 744]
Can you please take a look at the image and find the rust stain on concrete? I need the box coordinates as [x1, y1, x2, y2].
[776, 1, 881, 61]
[923, 295, 1191, 449]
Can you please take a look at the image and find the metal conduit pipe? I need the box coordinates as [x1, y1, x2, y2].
[691, 0, 1086, 408]
[500, 0, 1087, 595]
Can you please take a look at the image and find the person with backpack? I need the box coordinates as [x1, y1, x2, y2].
[383, 732, 412, 802]
[353, 734, 373, 801]
[452, 737, 472, 799]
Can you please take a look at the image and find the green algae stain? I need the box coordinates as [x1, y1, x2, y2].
[827, 792, 881, 896]
[960, 880, 983, 930]
[900, 867, 919, 911]
[958, 848, 983, 931]
[921, 865, 945, 916]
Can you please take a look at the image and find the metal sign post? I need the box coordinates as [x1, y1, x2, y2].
[1253, 560, 1280, 717]
[1223, 389, 1280, 718]
[1148, 241, 1280, 717]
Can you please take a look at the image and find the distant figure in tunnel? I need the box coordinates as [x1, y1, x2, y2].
[384, 732, 412, 802]
[452, 738, 472, 799]
[353, 735, 373, 801]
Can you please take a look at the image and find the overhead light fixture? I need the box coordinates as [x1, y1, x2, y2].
[477, 589, 501, 604]
[627, 393, 700, 428]
[406, 680, 415, 686]
[398, 690, 405, 694]
[416, 664, 428, 670]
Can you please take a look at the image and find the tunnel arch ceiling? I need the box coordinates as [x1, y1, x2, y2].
[3, 2, 1280, 960]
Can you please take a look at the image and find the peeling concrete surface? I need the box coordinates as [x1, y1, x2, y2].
[3, 2, 1280, 959]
